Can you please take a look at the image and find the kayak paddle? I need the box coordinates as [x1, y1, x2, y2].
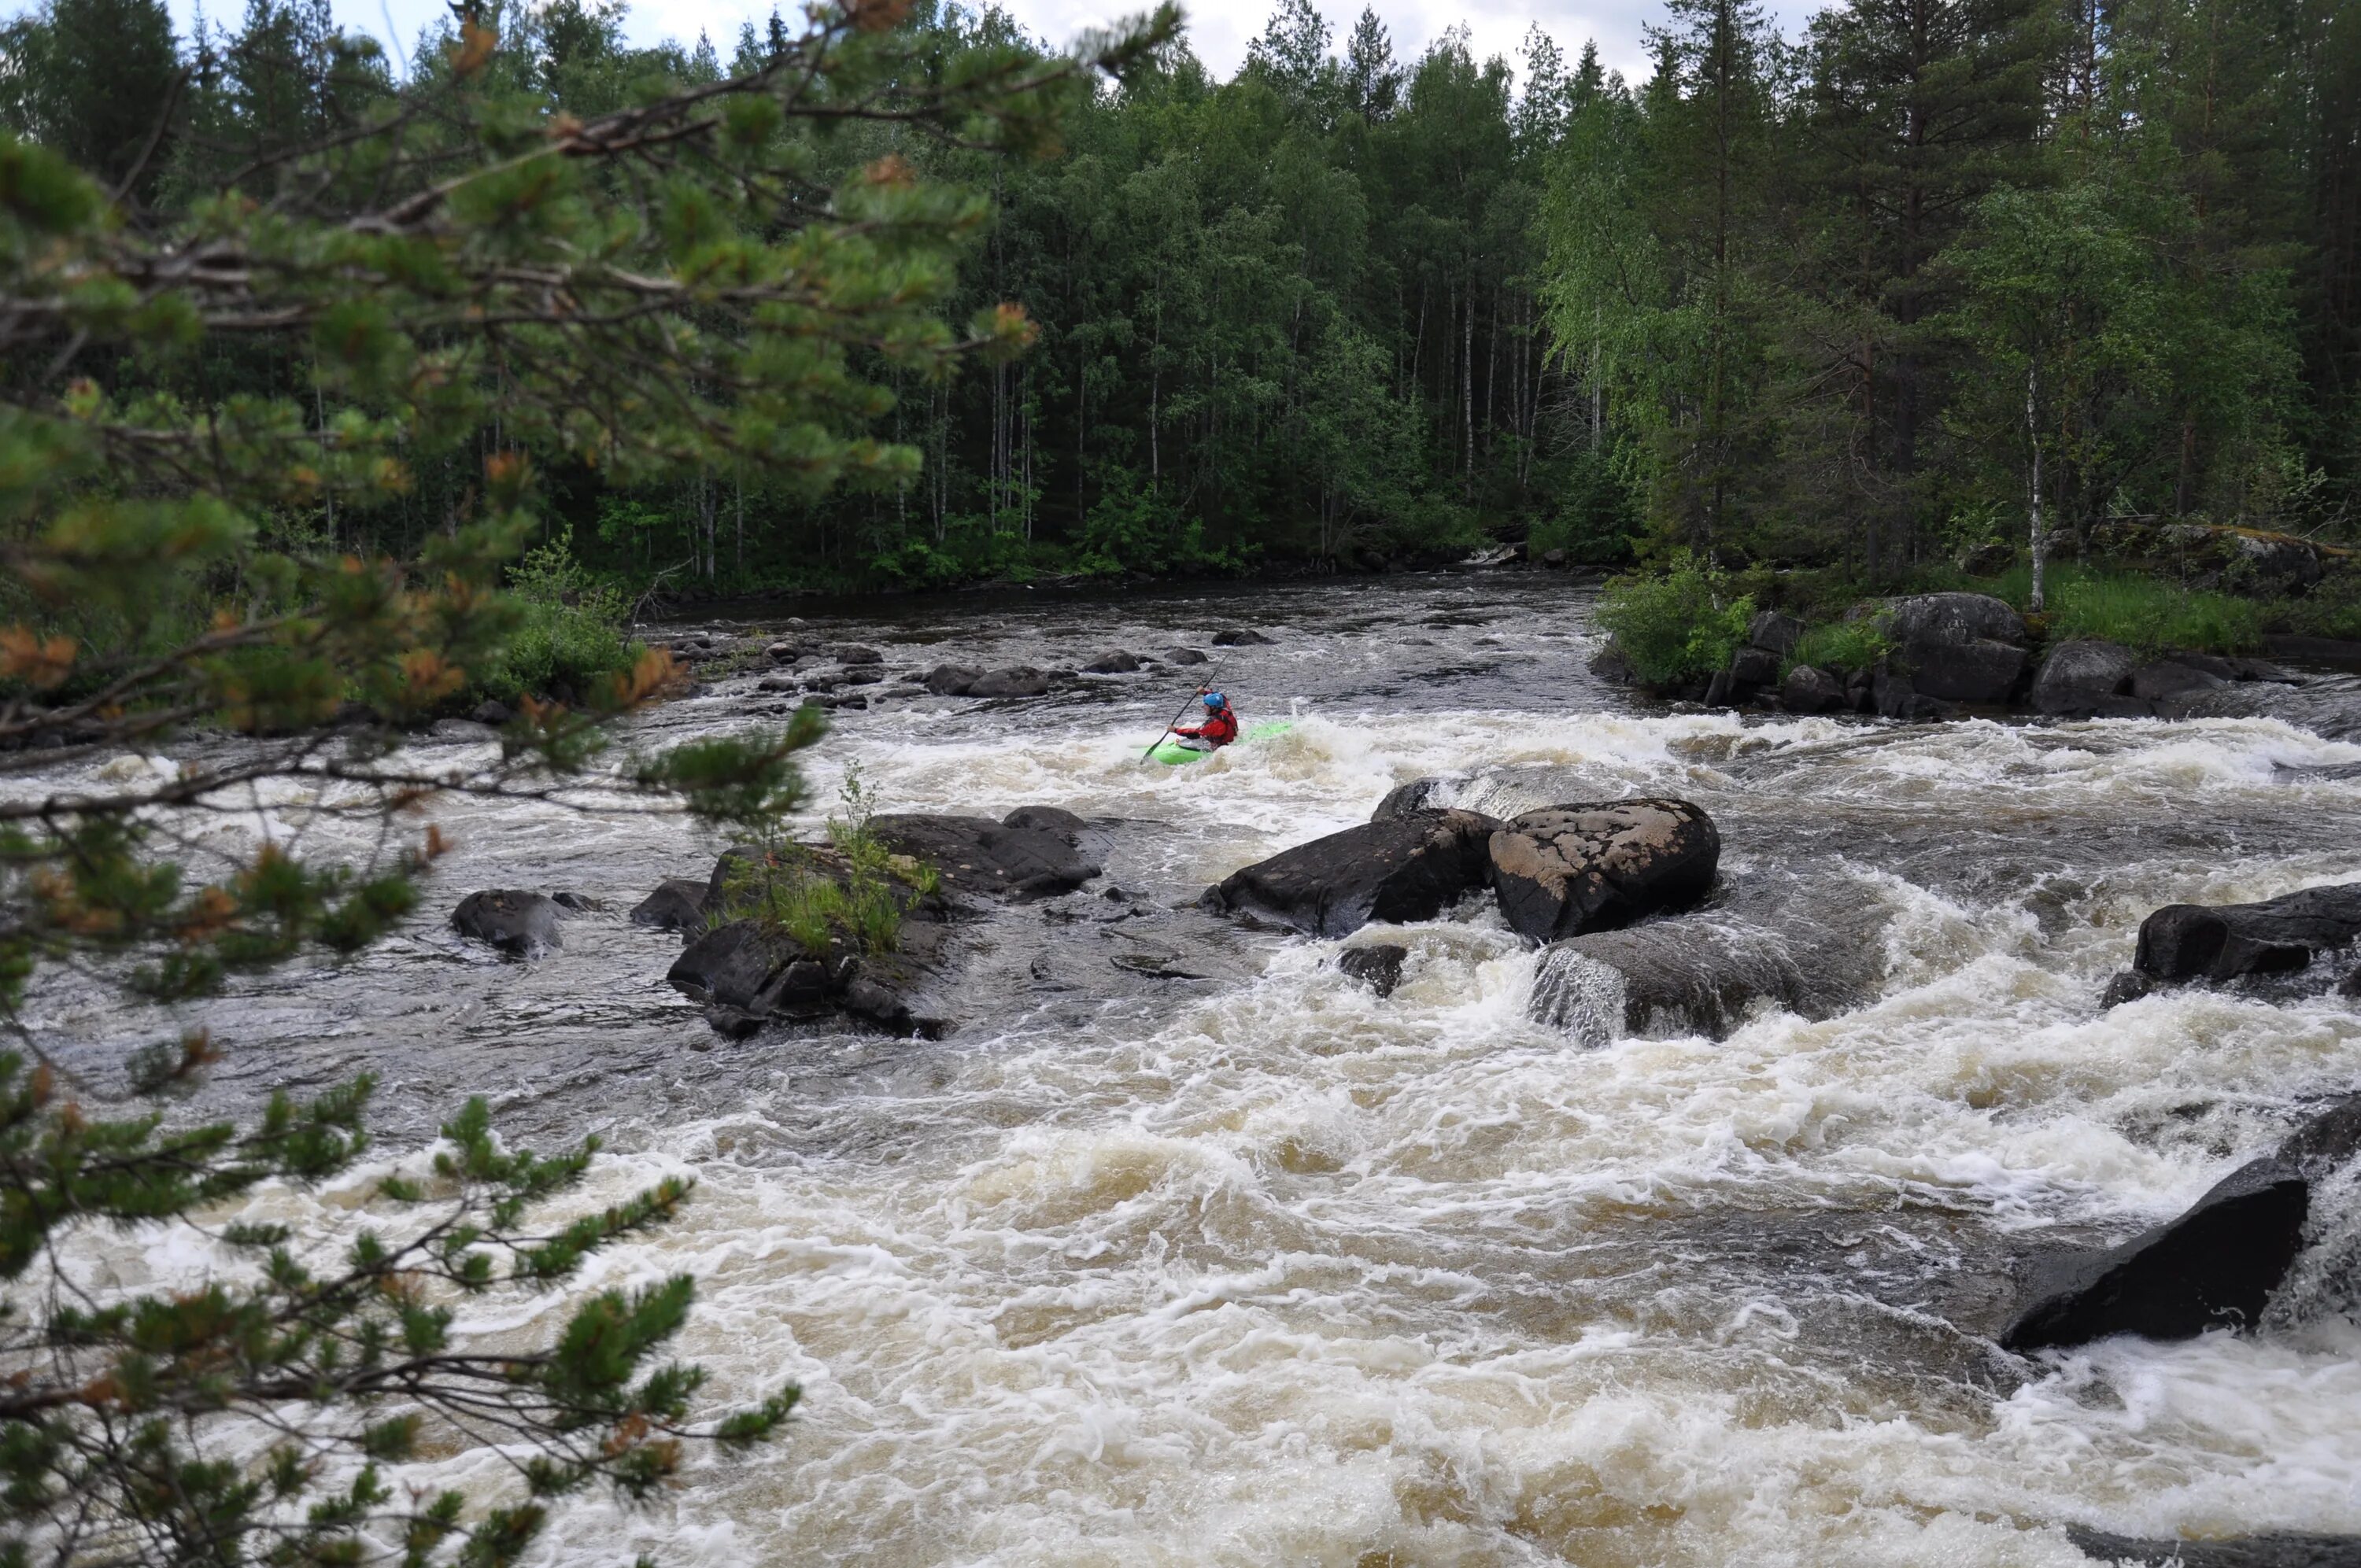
[1144, 676, 1214, 761]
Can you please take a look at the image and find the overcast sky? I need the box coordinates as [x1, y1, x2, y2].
[142, 0, 1828, 95]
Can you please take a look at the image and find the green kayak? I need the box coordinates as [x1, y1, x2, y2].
[1148, 719, 1293, 766]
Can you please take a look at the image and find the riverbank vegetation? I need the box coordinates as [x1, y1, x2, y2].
[9, 0, 2345, 602]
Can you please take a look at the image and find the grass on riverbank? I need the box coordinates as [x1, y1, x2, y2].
[1982, 563, 2265, 656]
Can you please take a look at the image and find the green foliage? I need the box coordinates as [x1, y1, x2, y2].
[720, 763, 934, 957]
[1594, 552, 1754, 684]
[471, 529, 640, 703]
[1789, 618, 1891, 676]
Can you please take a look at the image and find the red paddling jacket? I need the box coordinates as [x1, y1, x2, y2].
[1175, 702, 1239, 746]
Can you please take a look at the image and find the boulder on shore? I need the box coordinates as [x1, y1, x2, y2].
[1783, 664, 1845, 714]
[1371, 777, 1454, 821]
[630, 878, 709, 932]
[2134, 882, 2361, 982]
[2001, 1157, 2310, 1352]
[2030, 640, 2144, 718]
[1746, 610, 1805, 658]
[1883, 592, 2027, 704]
[1486, 799, 1720, 943]
[452, 890, 563, 955]
[1199, 808, 1504, 937]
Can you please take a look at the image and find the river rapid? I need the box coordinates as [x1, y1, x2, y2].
[35, 573, 2361, 1566]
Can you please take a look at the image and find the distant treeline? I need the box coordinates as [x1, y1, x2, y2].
[2, 0, 2355, 591]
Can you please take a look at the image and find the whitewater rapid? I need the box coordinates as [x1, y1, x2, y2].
[41, 576, 2361, 1565]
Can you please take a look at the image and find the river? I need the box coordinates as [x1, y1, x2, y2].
[37, 573, 2361, 1566]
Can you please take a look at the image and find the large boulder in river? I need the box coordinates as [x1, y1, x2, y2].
[966, 666, 1051, 699]
[1211, 627, 1273, 646]
[1883, 592, 2028, 704]
[1372, 777, 1453, 821]
[2001, 1157, 2310, 1352]
[452, 890, 562, 955]
[1486, 799, 1720, 943]
[867, 812, 1099, 901]
[2030, 639, 2143, 717]
[1199, 808, 1504, 937]
[667, 916, 953, 1038]
[2134, 882, 2361, 982]
[923, 663, 982, 696]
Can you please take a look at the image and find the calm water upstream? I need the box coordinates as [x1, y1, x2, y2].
[31, 573, 2361, 1566]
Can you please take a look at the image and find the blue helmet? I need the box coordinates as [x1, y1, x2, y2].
[1202, 692, 1228, 708]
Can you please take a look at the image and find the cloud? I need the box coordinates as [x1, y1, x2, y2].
[156, 0, 1827, 96]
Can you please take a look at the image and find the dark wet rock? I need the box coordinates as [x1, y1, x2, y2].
[668, 913, 952, 1038]
[757, 675, 799, 693]
[1873, 667, 1956, 721]
[1199, 808, 1505, 938]
[839, 667, 885, 686]
[2032, 640, 2140, 717]
[1587, 640, 1636, 684]
[764, 640, 803, 662]
[2134, 883, 2361, 982]
[1084, 651, 1143, 673]
[2344, 967, 2361, 998]
[2263, 634, 2361, 669]
[1783, 665, 1845, 714]
[1211, 628, 1274, 646]
[2001, 1157, 2310, 1351]
[2067, 1526, 2361, 1567]
[868, 813, 1099, 901]
[800, 674, 840, 692]
[831, 644, 884, 665]
[550, 891, 601, 913]
[1528, 869, 1894, 1043]
[469, 699, 513, 726]
[1541, 547, 1568, 568]
[1703, 670, 1735, 707]
[2101, 970, 2158, 1009]
[1163, 647, 1210, 666]
[1728, 646, 1780, 688]
[2277, 1093, 2361, 1175]
[1486, 799, 1720, 943]
[966, 666, 1051, 699]
[452, 890, 562, 955]
[2132, 659, 2228, 703]
[923, 663, 982, 696]
[1372, 777, 1451, 821]
[1746, 611, 1805, 658]
[1002, 805, 1086, 842]
[630, 878, 709, 932]
[1881, 592, 2027, 704]
[1338, 943, 1409, 997]
[826, 693, 868, 710]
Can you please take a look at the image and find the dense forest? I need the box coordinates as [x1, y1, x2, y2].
[2, 0, 2355, 593]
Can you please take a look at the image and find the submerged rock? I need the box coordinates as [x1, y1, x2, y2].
[966, 666, 1051, 699]
[1337, 943, 1408, 998]
[1528, 869, 1892, 1044]
[2067, 1526, 2361, 1567]
[1486, 799, 1720, 943]
[1199, 808, 1503, 938]
[2001, 1157, 2310, 1352]
[451, 890, 562, 955]
[2134, 882, 2361, 982]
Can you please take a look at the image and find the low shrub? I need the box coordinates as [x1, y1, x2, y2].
[1594, 553, 1753, 684]
[1789, 618, 1890, 676]
[720, 765, 937, 957]
[471, 529, 641, 702]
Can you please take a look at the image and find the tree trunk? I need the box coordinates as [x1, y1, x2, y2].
[2027, 358, 2047, 614]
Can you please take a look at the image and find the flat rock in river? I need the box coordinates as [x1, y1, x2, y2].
[966, 666, 1051, 699]
[2135, 882, 2361, 981]
[2001, 1157, 2310, 1352]
[1199, 808, 1503, 938]
[630, 878, 708, 932]
[1487, 799, 1720, 943]
[868, 813, 1100, 900]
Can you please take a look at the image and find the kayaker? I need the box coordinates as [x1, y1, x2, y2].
[1169, 689, 1239, 753]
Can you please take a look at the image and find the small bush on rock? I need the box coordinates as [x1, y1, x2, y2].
[1594, 553, 1754, 684]
[1789, 618, 1891, 676]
